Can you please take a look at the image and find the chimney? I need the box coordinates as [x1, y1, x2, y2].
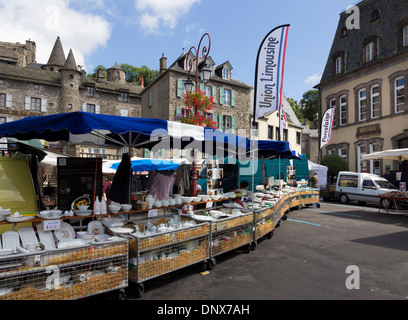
[160, 53, 167, 75]
[139, 76, 144, 88]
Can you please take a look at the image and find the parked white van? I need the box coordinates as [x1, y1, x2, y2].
[335, 171, 398, 208]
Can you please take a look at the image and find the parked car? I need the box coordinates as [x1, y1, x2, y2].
[334, 171, 405, 208]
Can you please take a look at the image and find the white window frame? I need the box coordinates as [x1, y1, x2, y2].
[222, 68, 229, 80]
[338, 147, 347, 161]
[371, 85, 380, 119]
[403, 26, 408, 47]
[339, 95, 347, 126]
[395, 76, 405, 113]
[203, 85, 211, 98]
[358, 89, 367, 121]
[223, 115, 232, 132]
[224, 89, 231, 105]
[366, 42, 374, 62]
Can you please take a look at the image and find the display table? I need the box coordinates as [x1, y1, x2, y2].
[378, 191, 408, 213]
[0, 239, 128, 300]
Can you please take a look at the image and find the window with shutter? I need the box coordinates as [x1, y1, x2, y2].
[219, 88, 224, 105]
[177, 79, 182, 97]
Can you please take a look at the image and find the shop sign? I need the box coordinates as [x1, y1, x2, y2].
[356, 124, 381, 137]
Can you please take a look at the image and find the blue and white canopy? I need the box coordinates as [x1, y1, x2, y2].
[0, 111, 296, 158]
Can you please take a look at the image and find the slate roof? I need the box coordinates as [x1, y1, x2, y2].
[45, 36, 65, 67]
[318, 0, 408, 86]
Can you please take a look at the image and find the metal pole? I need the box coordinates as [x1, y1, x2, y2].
[186, 33, 211, 196]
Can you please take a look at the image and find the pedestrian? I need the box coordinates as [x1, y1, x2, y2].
[310, 172, 319, 188]
[382, 169, 390, 180]
[103, 176, 112, 202]
[239, 181, 250, 190]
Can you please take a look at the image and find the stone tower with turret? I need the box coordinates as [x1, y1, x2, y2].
[59, 48, 81, 113]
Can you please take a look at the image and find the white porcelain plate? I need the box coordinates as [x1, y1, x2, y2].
[2, 231, 20, 253]
[17, 226, 39, 248]
[109, 227, 133, 234]
[54, 222, 75, 241]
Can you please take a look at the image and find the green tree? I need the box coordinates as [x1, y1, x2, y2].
[87, 64, 159, 87]
[120, 64, 159, 87]
[299, 89, 319, 128]
[287, 98, 304, 123]
[320, 153, 348, 183]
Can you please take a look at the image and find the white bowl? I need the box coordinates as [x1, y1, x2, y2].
[109, 205, 121, 213]
[198, 195, 210, 202]
[120, 204, 132, 212]
[39, 210, 52, 218]
[77, 205, 89, 211]
[191, 197, 201, 202]
[181, 197, 194, 204]
[211, 195, 221, 201]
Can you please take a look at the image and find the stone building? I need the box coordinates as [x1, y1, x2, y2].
[0, 37, 143, 158]
[316, 0, 408, 174]
[140, 52, 253, 159]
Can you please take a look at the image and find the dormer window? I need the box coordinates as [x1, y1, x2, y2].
[336, 57, 342, 74]
[371, 10, 380, 23]
[332, 51, 345, 75]
[87, 86, 94, 97]
[404, 26, 408, 47]
[362, 36, 379, 64]
[366, 42, 375, 62]
[222, 68, 230, 80]
[341, 27, 348, 39]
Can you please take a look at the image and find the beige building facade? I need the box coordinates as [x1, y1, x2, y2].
[317, 0, 408, 175]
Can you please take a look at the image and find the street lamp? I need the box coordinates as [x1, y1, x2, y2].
[185, 33, 212, 196]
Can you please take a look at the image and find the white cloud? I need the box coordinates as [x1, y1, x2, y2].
[135, 0, 201, 35]
[0, 0, 112, 71]
[304, 73, 322, 85]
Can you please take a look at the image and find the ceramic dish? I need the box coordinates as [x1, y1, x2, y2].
[7, 215, 34, 223]
[120, 204, 132, 212]
[94, 234, 112, 242]
[190, 214, 215, 222]
[2, 231, 20, 253]
[109, 227, 134, 234]
[74, 210, 93, 216]
[17, 226, 39, 249]
[54, 222, 75, 241]
[87, 221, 104, 236]
[57, 239, 85, 249]
[36, 223, 56, 250]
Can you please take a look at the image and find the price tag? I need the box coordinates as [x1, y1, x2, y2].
[206, 201, 213, 208]
[43, 219, 61, 231]
[148, 209, 158, 217]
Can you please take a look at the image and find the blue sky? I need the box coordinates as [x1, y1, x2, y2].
[0, 0, 358, 103]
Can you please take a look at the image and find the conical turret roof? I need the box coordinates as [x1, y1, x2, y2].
[63, 49, 78, 71]
[46, 36, 66, 67]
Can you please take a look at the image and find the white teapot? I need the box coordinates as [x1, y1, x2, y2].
[162, 199, 170, 207]
[154, 200, 162, 208]
[144, 195, 155, 209]
[169, 198, 176, 206]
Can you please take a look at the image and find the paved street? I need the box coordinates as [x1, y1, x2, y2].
[122, 202, 408, 301]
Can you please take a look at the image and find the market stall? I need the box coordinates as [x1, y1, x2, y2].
[0, 111, 320, 299]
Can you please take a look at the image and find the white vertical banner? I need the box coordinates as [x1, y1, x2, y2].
[253, 24, 290, 121]
[320, 108, 335, 150]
